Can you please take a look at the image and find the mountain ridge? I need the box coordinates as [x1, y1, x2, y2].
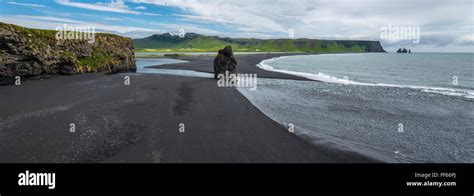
[134, 33, 386, 53]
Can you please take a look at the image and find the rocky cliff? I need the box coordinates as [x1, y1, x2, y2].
[213, 45, 237, 79]
[0, 22, 136, 85]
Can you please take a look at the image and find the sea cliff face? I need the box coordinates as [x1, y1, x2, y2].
[0, 22, 136, 85]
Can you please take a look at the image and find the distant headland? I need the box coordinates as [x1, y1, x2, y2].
[133, 33, 386, 53]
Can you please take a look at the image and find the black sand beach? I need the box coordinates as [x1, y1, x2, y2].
[0, 54, 377, 163]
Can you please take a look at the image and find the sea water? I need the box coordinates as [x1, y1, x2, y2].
[238, 53, 474, 163]
[136, 58, 213, 78]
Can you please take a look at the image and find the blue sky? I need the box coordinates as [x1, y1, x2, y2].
[0, 0, 473, 52]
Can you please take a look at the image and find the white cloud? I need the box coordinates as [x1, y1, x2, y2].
[131, 0, 474, 49]
[455, 34, 474, 46]
[132, 0, 288, 34]
[5, 0, 473, 51]
[55, 0, 162, 17]
[149, 22, 222, 35]
[55, 0, 140, 14]
[143, 12, 161, 16]
[0, 15, 161, 36]
[103, 17, 123, 21]
[7, 1, 46, 8]
[135, 6, 147, 10]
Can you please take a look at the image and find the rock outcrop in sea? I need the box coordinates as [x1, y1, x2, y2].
[213, 45, 237, 79]
[397, 48, 411, 53]
[0, 22, 136, 85]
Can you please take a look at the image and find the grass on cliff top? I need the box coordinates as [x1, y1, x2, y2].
[2, 22, 56, 39]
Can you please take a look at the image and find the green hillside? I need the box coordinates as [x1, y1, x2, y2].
[133, 33, 385, 53]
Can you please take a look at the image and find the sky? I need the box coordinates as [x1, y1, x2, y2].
[0, 0, 472, 52]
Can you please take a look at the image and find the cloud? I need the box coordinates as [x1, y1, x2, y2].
[0, 15, 161, 37]
[143, 12, 161, 16]
[55, 0, 161, 17]
[454, 34, 474, 46]
[135, 6, 147, 10]
[7, 1, 46, 8]
[103, 17, 123, 21]
[149, 22, 222, 35]
[131, 0, 474, 47]
[55, 0, 140, 14]
[3, 0, 473, 51]
[132, 0, 288, 34]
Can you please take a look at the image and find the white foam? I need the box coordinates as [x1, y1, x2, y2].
[257, 56, 474, 99]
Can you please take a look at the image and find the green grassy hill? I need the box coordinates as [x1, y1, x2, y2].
[133, 33, 385, 53]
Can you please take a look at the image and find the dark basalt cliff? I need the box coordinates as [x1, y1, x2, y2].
[0, 22, 136, 85]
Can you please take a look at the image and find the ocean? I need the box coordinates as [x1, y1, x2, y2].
[238, 53, 474, 163]
[136, 57, 213, 78]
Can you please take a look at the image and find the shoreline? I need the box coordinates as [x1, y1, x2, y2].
[230, 53, 473, 163]
[147, 53, 386, 162]
[148, 52, 473, 163]
[0, 53, 380, 163]
[148, 53, 313, 81]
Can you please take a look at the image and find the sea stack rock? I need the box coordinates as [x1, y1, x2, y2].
[0, 22, 136, 85]
[213, 45, 237, 79]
